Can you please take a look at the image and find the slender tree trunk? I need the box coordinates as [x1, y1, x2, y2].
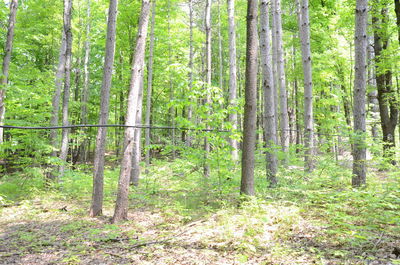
[260, 0, 278, 187]
[394, 0, 400, 44]
[131, 70, 144, 186]
[352, 0, 368, 186]
[90, 0, 118, 217]
[145, 0, 156, 174]
[240, 0, 258, 196]
[186, 0, 194, 148]
[298, 0, 315, 171]
[0, 0, 18, 144]
[80, 0, 91, 161]
[227, 0, 239, 161]
[58, 0, 73, 179]
[367, 34, 379, 140]
[272, 0, 289, 165]
[218, 0, 223, 91]
[270, 0, 279, 137]
[113, 0, 151, 223]
[167, 0, 176, 160]
[204, 0, 212, 177]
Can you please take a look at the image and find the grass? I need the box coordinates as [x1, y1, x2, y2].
[0, 153, 399, 264]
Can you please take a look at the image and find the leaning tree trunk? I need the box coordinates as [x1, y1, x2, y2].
[0, 0, 18, 144]
[260, 0, 278, 187]
[352, 0, 368, 186]
[113, 0, 151, 223]
[203, 0, 212, 177]
[89, 0, 118, 217]
[272, 0, 289, 165]
[144, 0, 156, 174]
[227, 0, 239, 161]
[240, 0, 258, 196]
[298, 0, 315, 171]
[58, 0, 73, 180]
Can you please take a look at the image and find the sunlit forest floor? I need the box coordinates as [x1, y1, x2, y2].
[0, 155, 399, 264]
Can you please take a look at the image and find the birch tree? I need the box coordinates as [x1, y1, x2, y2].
[352, 0, 368, 186]
[90, 0, 118, 217]
[0, 0, 18, 144]
[240, 0, 258, 196]
[204, 0, 212, 177]
[113, 0, 151, 223]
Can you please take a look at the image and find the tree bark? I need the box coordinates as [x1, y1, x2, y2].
[0, 0, 18, 144]
[240, 0, 258, 196]
[90, 0, 118, 217]
[298, 0, 315, 171]
[272, 0, 289, 165]
[227, 0, 239, 161]
[186, 0, 194, 148]
[260, 0, 278, 187]
[204, 0, 212, 177]
[131, 70, 144, 186]
[352, 0, 368, 186]
[113, 0, 151, 223]
[144, 0, 156, 174]
[58, 0, 73, 179]
[373, 6, 398, 165]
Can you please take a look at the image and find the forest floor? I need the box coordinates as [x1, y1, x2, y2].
[0, 156, 400, 265]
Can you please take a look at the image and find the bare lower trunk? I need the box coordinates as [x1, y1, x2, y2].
[260, 0, 278, 187]
[112, 0, 151, 223]
[298, 0, 315, 171]
[240, 0, 258, 196]
[352, 0, 368, 186]
[203, 0, 212, 177]
[58, 0, 73, 180]
[90, 0, 118, 217]
[144, 0, 156, 174]
[131, 71, 144, 186]
[227, 0, 239, 161]
[272, 0, 289, 165]
[0, 0, 18, 144]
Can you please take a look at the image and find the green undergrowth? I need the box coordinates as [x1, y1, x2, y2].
[0, 155, 399, 264]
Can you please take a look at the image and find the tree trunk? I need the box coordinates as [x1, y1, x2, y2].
[373, 6, 398, 165]
[367, 35, 379, 140]
[204, 0, 212, 177]
[218, 0, 223, 91]
[260, 0, 278, 187]
[270, 0, 279, 138]
[352, 0, 368, 186]
[90, 0, 118, 217]
[272, 0, 289, 165]
[227, 0, 239, 161]
[0, 0, 18, 144]
[394, 0, 400, 44]
[298, 0, 315, 171]
[131, 70, 144, 186]
[186, 0, 193, 148]
[144, 0, 156, 174]
[112, 0, 151, 223]
[58, 0, 73, 180]
[80, 0, 91, 161]
[240, 0, 258, 196]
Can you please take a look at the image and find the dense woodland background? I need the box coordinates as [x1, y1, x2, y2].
[0, 0, 400, 264]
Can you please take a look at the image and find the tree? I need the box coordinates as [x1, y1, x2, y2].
[144, 0, 156, 174]
[204, 0, 212, 177]
[272, 0, 289, 164]
[298, 0, 315, 171]
[260, 0, 278, 187]
[113, 0, 151, 223]
[90, 0, 119, 217]
[352, 0, 368, 186]
[240, 0, 258, 196]
[227, 0, 239, 161]
[0, 0, 18, 144]
[58, 0, 73, 179]
[373, 4, 398, 165]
